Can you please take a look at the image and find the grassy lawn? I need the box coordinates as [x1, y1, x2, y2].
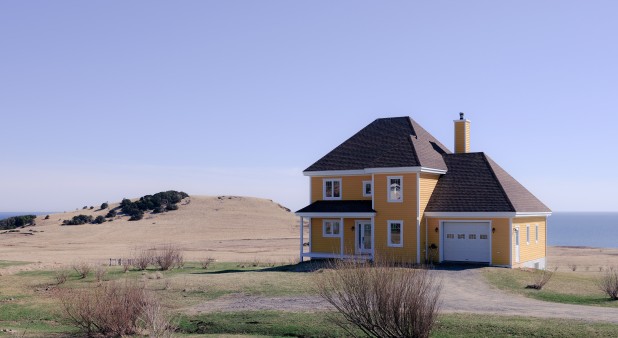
[2, 262, 618, 337]
[483, 268, 618, 307]
[0, 260, 31, 269]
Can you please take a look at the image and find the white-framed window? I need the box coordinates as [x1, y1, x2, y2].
[526, 225, 530, 245]
[469, 234, 477, 239]
[363, 181, 372, 197]
[323, 220, 341, 237]
[535, 224, 539, 243]
[387, 220, 403, 247]
[323, 178, 342, 200]
[387, 176, 403, 202]
[446, 234, 455, 239]
[480, 234, 488, 240]
[457, 234, 465, 239]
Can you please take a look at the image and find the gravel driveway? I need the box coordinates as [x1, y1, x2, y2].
[187, 268, 618, 324]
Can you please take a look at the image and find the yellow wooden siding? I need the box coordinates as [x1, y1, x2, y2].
[419, 173, 440, 262]
[373, 173, 418, 262]
[309, 218, 369, 255]
[512, 217, 547, 267]
[454, 121, 470, 153]
[310, 176, 372, 202]
[426, 217, 511, 266]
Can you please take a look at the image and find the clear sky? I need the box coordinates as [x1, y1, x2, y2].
[1, 1, 617, 212]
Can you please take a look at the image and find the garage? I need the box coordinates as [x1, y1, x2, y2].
[442, 221, 490, 263]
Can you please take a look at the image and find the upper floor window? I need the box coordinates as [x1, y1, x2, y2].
[323, 178, 342, 200]
[535, 224, 539, 243]
[526, 225, 530, 245]
[387, 176, 403, 202]
[363, 181, 372, 197]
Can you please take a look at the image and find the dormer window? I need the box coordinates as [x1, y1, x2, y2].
[387, 176, 403, 202]
[323, 178, 342, 200]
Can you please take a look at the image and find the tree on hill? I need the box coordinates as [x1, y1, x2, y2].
[0, 215, 36, 230]
[100, 202, 109, 210]
[120, 191, 188, 220]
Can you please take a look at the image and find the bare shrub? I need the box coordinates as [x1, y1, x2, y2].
[72, 261, 92, 279]
[567, 263, 577, 272]
[598, 267, 618, 300]
[122, 260, 131, 273]
[315, 258, 442, 338]
[200, 257, 215, 269]
[138, 294, 175, 338]
[526, 267, 557, 290]
[55, 269, 69, 285]
[153, 244, 184, 271]
[94, 266, 107, 282]
[133, 249, 154, 271]
[57, 281, 151, 337]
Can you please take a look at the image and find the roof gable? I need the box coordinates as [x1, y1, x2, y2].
[304, 117, 450, 172]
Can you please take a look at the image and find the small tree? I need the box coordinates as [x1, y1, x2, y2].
[598, 267, 618, 300]
[105, 210, 117, 218]
[72, 262, 92, 279]
[92, 216, 106, 224]
[154, 244, 184, 271]
[316, 258, 442, 338]
[100, 202, 109, 210]
[526, 267, 557, 290]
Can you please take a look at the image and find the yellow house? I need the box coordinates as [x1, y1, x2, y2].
[296, 114, 551, 269]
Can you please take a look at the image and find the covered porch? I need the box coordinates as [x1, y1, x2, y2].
[295, 200, 377, 261]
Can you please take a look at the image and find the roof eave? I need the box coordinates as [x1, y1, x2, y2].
[303, 167, 447, 176]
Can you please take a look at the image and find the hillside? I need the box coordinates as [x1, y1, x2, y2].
[0, 196, 301, 265]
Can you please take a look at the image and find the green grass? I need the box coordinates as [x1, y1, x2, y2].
[483, 268, 618, 307]
[175, 311, 618, 338]
[0, 260, 30, 269]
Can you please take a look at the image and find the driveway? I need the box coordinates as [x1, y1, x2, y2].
[188, 267, 618, 324]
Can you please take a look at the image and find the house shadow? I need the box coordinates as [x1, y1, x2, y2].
[190, 260, 327, 275]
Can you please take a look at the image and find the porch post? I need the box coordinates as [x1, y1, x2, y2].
[300, 216, 304, 262]
[340, 217, 344, 258]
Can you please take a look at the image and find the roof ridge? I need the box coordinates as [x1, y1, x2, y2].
[481, 153, 516, 212]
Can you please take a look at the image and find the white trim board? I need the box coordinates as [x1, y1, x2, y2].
[303, 166, 447, 176]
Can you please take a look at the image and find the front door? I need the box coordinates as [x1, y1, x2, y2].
[356, 221, 372, 254]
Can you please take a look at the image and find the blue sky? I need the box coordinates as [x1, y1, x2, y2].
[1, 1, 617, 212]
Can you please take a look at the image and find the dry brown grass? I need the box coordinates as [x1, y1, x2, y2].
[315, 258, 442, 338]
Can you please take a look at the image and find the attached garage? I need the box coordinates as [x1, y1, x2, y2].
[442, 221, 491, 263]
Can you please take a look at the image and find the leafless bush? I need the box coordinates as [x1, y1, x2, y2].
[567, 263, 577, 272]
[122, 260, 131, 273]
[200, 257, 215, 269]
[95, 266, 107, 282]
[526, 267, 557, 290]
[138, 294, 175, 338]
[55, 269, 69, 285]
[153, 244, 184, 271]
[133, 249, 154, 271]
[598, 267, 618, 300]
[57, 281, 150, 337]
[72, 261, 92, 279]
[315, 258, 442, 338]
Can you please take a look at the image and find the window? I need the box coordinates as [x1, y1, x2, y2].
[323, 220, 341, 237]
[480, 234, 488, 240]
[535, 224, 539, 243]
[526, 225, 530, 245]
[457, 234, 465, 239]
[388, 220, 403, 247]
[323, 179, 342, 200]
[446, 234, 455, 239]
[363, 181, 372, 197]
[387, 176, 403, 202]
[469, 234, 477, 239]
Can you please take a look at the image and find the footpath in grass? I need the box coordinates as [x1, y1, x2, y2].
[483, 268, 618, 307]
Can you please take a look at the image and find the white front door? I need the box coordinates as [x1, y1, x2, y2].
[515, 227, 520, 263]
[356, 221, 372, 254]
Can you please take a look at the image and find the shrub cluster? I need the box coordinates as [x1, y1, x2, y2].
[120, 190, 188, 221]
[131, 245, 184, 271]
[63, 215, 94, 226]
[105, 210, 117, 218]
[0, 215, 36, 230]
[100, 202, 109, 210]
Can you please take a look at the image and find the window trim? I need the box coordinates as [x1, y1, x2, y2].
[323, 178, 342, 200]
[322, 219, 341, 238]
[535, 224, 539, 244]
[526, 225, 530, 245]
[387, 220, 403, 247]
[362, 180, 372, 197]
[387, 176, 403, 203]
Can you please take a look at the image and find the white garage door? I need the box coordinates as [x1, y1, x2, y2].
[443, 222, 490, 263]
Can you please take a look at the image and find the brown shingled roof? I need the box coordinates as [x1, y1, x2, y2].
[425, 153, 551, 213]
[304, 117, 450, 172]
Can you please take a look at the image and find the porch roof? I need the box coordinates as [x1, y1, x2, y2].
[295, 200, 376, 217]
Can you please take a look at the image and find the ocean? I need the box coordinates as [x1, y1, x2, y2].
[1, 211, 617, 248]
